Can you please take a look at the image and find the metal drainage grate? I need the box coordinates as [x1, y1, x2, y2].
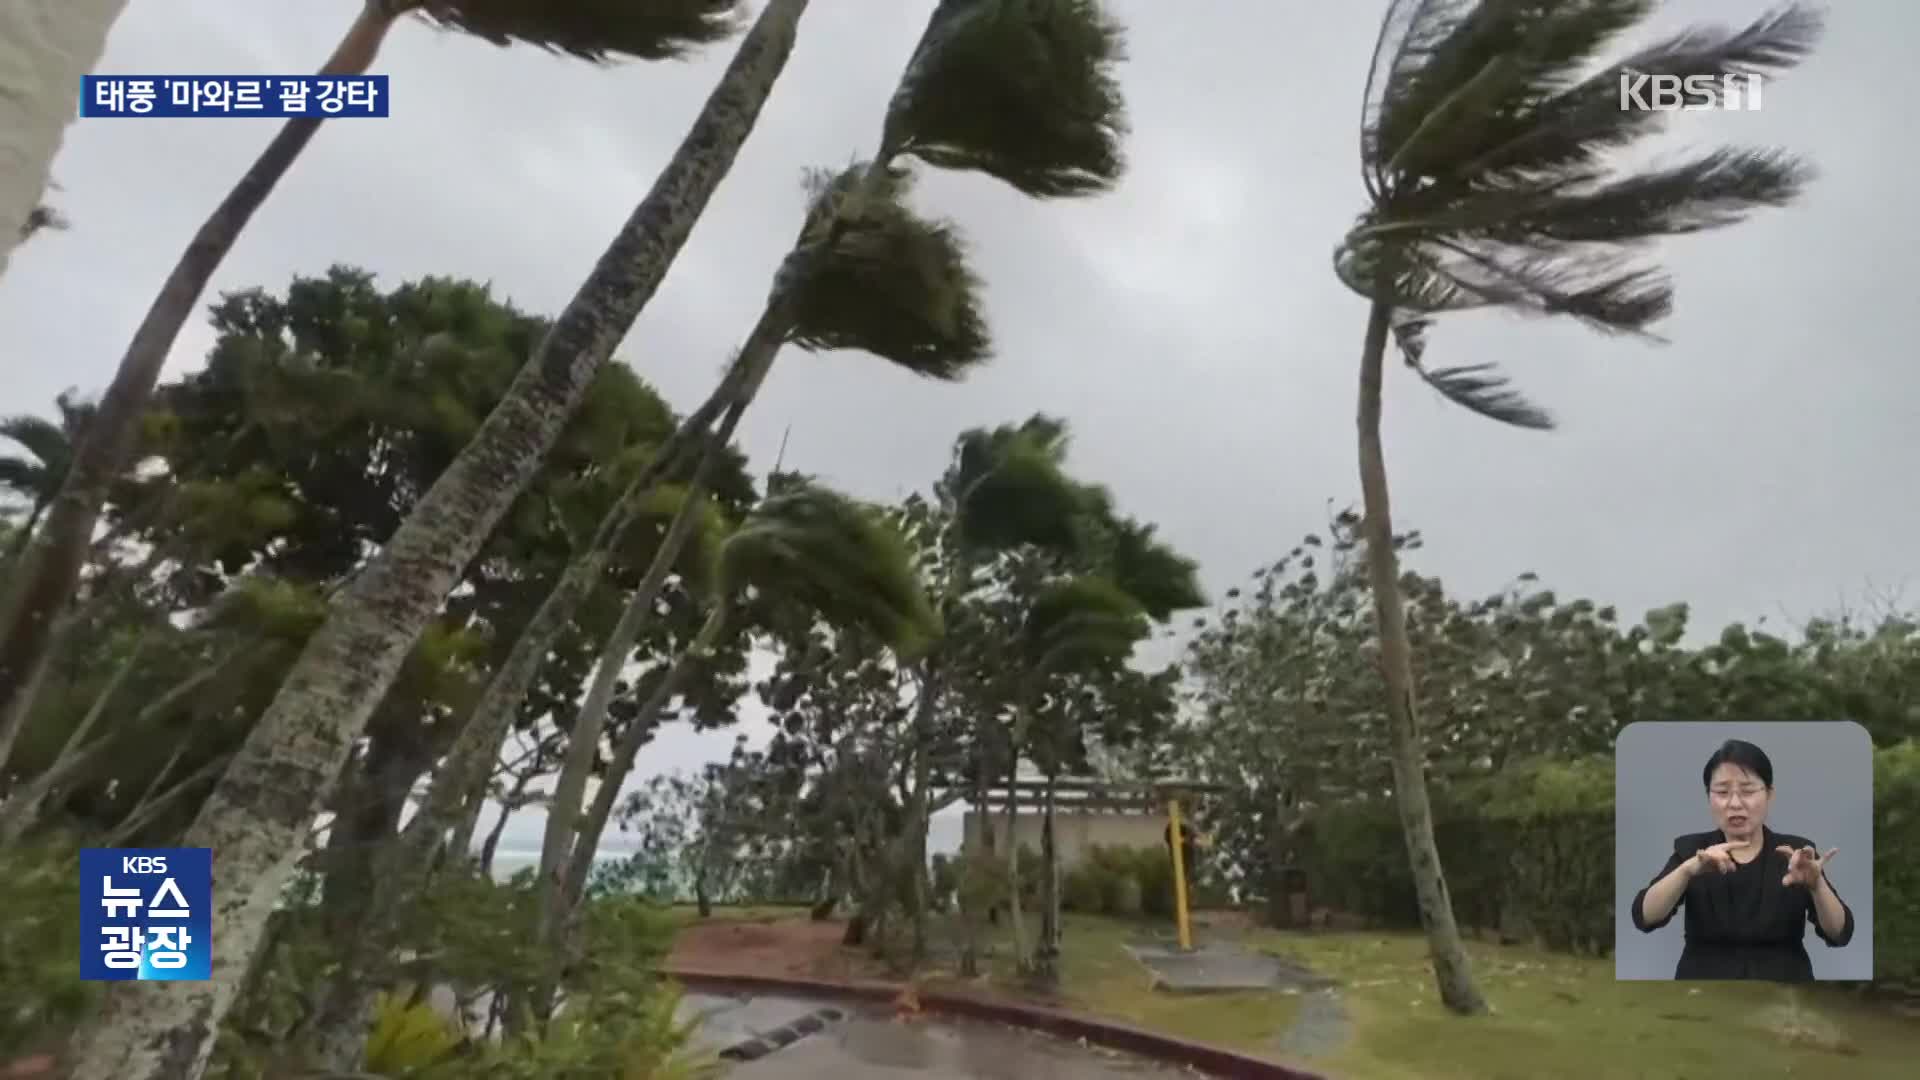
[716, 1005, 848, 1062]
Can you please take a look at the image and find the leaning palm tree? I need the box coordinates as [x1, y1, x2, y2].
[530, 161, 993, 948]
[512, 485, 938, 1024]
[0, 0, 739, 733]
[1000, 575, 1148, 971]
[528, 0, 1127, 951]
[552, 482, 939, 946]
[1332, 0, 1823, 1015]
[63, 4, 808, 1076]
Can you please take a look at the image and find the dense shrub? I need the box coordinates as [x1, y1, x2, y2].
[0, 836, 92, 1059]
[1302, 757, 1616, 953]
[1302, 745, 1918, 990]
[1873, 741, 1920, 993]
[1062, 862, 1108, 913]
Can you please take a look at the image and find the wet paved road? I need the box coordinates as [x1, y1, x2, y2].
[677, 992, 1195, 1079]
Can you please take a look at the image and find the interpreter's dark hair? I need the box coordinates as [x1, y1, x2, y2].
[1702, 739, 1774, 790]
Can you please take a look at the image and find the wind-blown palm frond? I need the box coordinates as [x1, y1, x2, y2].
[417, 0, 740, 62]
[1099, 517, 1207, 621]
[1341, 0, 1822, 428]
[719, 483, 940, 656]
[0, 416, 71, 502]
[882, 0, 1129, 197]
[947, 417, 1088, 557]
[1022, 574, 1148, 673]
[787, 163, 992, 379]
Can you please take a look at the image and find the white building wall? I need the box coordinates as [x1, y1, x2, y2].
[0, 0, 128, 278]
[961, 810, 1168, 868]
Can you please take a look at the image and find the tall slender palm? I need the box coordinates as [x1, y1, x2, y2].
[532, 161, 992, 948]
[0, 0, 739, 730]
[1333, 0, 1822, 1015]
[530, 0, 1129, 949]
[63, 4, 807, 1077]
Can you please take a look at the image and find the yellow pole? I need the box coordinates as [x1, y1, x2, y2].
[1168, 796, 1192, 951]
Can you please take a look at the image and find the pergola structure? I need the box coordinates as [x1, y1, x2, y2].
[941, 776, 1227, 950]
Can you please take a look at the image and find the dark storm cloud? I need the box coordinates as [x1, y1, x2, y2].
[5, 2, 1915, 850]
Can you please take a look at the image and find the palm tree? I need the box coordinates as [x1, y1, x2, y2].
[0, 394, 95, 773]
[0, 0, 739, 733]
[529, 0, 1128, 951]
[1332, 0, 1822, 1015]
[62, 4, 808, 1076]
[557, 481, 940, 931]
[0, 394, 91, 560]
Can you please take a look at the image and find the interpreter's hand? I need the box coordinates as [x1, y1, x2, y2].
[1688, 841, 1742, 877]
[1777, 844, 1837, 888]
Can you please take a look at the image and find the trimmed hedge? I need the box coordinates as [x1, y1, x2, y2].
[1299, 743, 1920, 989]
[1062, 844, 1182, 918]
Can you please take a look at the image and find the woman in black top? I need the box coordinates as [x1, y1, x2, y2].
[1630, 739, 1854, 980]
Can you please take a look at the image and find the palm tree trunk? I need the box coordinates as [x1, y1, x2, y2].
[401, 370, 735, 883]
[0, 0, 127, 280]
[1035, 770, 1060, 987]
[902, 665, 940, 964]
[476, 788, 522, 880]
[533, 431, 736, 942]
[1354, 297, 1486, 1016]
[560, 645, 705, 908]
[61, 4, 810, 1073]
[1002, 756, 1026, 969]
[0, 0, 405, 735]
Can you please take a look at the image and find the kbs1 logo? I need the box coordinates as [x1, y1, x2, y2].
[1619, 71, 1763, 112]
[79, 848, 212, 981]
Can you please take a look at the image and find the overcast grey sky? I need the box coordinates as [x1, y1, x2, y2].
[4, 2, 1915, 856]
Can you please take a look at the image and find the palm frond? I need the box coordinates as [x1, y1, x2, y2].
[787, 164, 992, 379]
[1100, 517, 1207, 621]
[1451, 3, 1823, 187]
[948, 418, 1089, 557]
[418, 0, 740, 62]
[1483, 146, 1813, 244]
[883, 0, 1129, 198]
[0, 458, 52, 502]
[0, 415, 73, 474]
[1023, 574, 1148, 673]
[720, 484, 940, 655]
[1426, 238, 1672, 334]
[1367, 1, 1656, 188]
[1402, 324, 1557, 431]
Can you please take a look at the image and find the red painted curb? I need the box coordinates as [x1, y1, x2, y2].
[664, 968, 1330, 1080]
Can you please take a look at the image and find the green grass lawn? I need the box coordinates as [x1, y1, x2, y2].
[958, 913, 1304, 1053]
[949, 914, 1920, 1079]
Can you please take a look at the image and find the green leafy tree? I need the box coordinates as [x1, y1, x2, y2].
[0, 0, 741, 761]
[1329, 0, 1823, 1015]
[60, 6, 812, 1074]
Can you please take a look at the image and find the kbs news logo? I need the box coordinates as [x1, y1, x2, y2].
[1618, 71, 1764, 112]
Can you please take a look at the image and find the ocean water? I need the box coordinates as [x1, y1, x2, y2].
[486, 849, 632, 883]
